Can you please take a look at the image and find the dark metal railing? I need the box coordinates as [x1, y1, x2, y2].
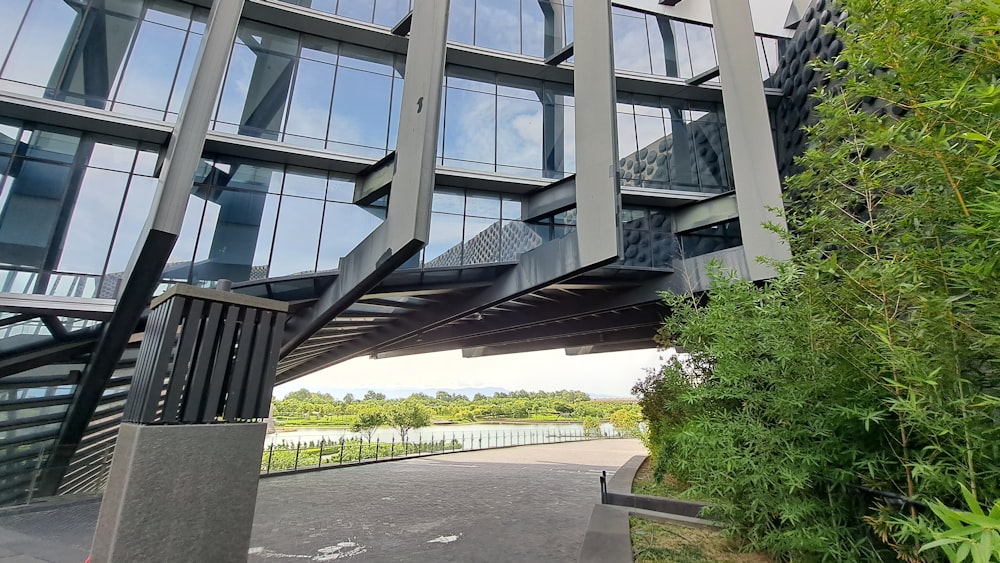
[261, 428, 624, 475]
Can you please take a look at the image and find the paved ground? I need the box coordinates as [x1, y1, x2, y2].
[0, 439, 644, 562]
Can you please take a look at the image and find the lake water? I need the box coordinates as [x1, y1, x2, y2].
[264, 422, 618, 450]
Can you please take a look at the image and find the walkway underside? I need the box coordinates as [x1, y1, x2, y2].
[238, 263, 672, 383]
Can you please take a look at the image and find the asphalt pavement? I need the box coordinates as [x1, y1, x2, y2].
[0, 439, 645, 563]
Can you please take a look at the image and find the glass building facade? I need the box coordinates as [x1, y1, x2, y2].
[0, 0, 769, 296]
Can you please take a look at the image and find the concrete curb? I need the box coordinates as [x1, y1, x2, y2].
[578, 504, 633, 563]
[607, 454, 644, 494]
[577, 454, 722, 562]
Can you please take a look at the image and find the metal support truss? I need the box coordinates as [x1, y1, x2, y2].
[276, 0, 624, 381]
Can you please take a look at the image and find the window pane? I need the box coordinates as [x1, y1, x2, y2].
[285, 58, 336, 144]
[115, 22, 188, 113]
[476, 0, 521, 54]
[164, 194, 205, 282]
[89, 142, 137, 172]
[167, 34, 203, 116]
[317, 203, 383, 270]
[374, 0, 411, 27]
[685, 23, 718, 77]
[465, 191, 500, 218]
[107, 175, 157, 273]
[269, 197, 322, 276]
[432, 189, 465, 214]
[60, 11, 140, 107]
[443, 87, 496, 170]
[648, 16, 691, 78]
[521, 0, 545, 57]
[448, 0, 476, 45]
[497, 95, 542, 173]
[0, 0, 31, 69]
[0, 160, 73, 268]
[424, 212, 464, 267]
[283, 168, 327, 199]
[338, 0, 375, 23]
[192, 188, 279, 284]
[328, 67, 392, 157]
[613, 11, 651, 74]
[2, 1, 81, 94]
[57, 169, 128, 274]
[327, 175, 354, 203]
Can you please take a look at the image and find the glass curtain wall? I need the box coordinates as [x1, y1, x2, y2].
[421, 188, 528, 268]
[611, 6, 786, 82]
[617, 95, 733, 194]
[173, 158, 385, 285]
[441, 66, 574, 179]
[0, 120, 159, 299]
[0, 0, 207, 121]
[213, 20, 405, 159]
[276, 0, 414, 29]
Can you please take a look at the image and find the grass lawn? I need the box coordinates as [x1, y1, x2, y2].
[630, 457, 690, 498]
[630, 518, 771, 563]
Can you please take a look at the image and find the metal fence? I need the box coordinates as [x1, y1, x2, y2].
[261, 427, 624, 475]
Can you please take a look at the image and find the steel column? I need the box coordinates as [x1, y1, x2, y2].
[709, 0, 791, 279]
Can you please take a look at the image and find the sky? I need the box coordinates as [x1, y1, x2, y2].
[274, 347, 673, 399]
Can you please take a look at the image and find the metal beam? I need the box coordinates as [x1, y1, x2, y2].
[280, 0, 451, 357]
[378, 277, 671, 354]
[38, 0, 245, 497]
[374, 306, 664, 358]
[521, 176, 576, 222]
[0, 339, 97, 379]
[462, 326, 655, 358]
[544, 42, 574, 66]
[0, 293, 115, 321]
[709, 0, 791, 279]
[672, 193, 739, 233]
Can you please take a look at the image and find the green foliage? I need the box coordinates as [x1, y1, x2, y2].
[349, 405, 386, 441]
[647, 267, 886, 561]
[921, 486, 1000, 563]
[384, 400, 433, 443]
[582, 416, 602, 437]
[273, 388, 635, 426]
[363, 390, 386, 401]
[637, 0, 1000, 560]
[608, 407, 644, 439]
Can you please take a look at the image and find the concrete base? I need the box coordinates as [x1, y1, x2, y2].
[90, 422, 266, 563]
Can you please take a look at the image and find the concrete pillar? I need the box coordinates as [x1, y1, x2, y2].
[90, 285, 288, 563]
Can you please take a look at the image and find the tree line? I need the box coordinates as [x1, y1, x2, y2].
[273, 388, 637, 424]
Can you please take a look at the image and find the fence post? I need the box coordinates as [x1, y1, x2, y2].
[318, 441, 324, 468]
[293, 442, 301, 471]
[375, 438, 380, 461]
[266, 444, 274, 474]
[339, 441, 345, 465]
[357, 439, 363, 463]
[391, 437, 395, 458]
